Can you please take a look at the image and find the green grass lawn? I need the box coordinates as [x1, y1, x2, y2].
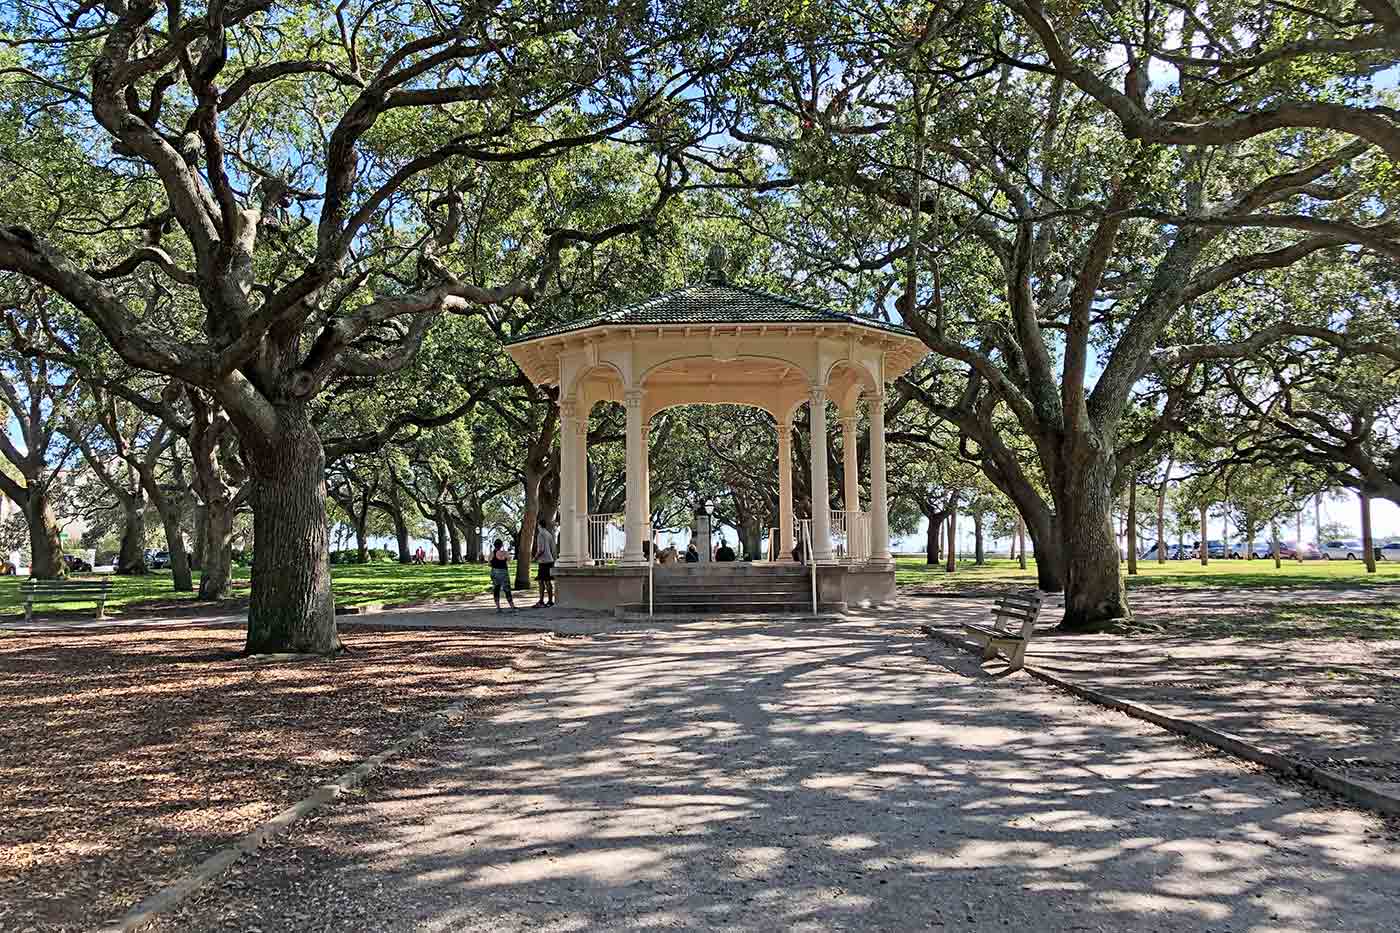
[0, 560, 527, 619]
[895, 555, 1400, 591]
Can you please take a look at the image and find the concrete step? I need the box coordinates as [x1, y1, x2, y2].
[650, 583, 809, 595]
[618, 600, 846, 616]
[651, 565, 807, 576]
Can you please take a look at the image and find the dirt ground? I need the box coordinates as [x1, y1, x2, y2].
[0, 623, 538, 932]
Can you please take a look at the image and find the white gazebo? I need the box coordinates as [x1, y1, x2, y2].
[507, 262, 928, 612]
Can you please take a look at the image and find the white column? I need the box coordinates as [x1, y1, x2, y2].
[809, 386, 833, 562]
[558, 399, 579, 566]
[868, 390, 891, 562]
[576, 411, 589, 563]
[777, 416, 794, 560]
[841, 414, 860, 512]
[641, 420, 652, 525]
[622, 388, 646, 565]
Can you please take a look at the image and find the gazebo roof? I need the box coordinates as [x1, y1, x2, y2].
[506, 282, 914, 346]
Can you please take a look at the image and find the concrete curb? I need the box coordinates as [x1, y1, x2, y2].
[919, 625, 1400, 819]
[96, 647, 547, 932]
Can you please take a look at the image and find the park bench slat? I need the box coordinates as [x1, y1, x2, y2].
[20, 579, 112, 622]
[961, 590, 1042, 671]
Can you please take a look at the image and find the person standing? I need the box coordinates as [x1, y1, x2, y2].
[534, 520, 557, 608]
[489, 538, 517, 613]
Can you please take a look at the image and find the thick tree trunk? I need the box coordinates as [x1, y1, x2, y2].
[463, 518, 481, 562]
[160, 509, 193, 592]
[1016, 515, 1027, 570]
[354, 517, 368, 564]
[925, 513, 939, 564]
[25, 489, 65, 579]
[433, 515, 447, 564]
[191, 503, 207, 570]
[1272, 523, 1282, 569]
[199, 499, 235, 600]
[1126, 475, 1138, 576]
[1296, 512, 1304, 563]
[515, 470, 542, 590]
[116, 498, 148, 575]
[1155, 479, 1167, 564]
[1055, 458, 1129, 631]
[973, 508, 985, 565]
[945, 504, 957, 573]
[243, 412, 337, 655]
[1361, 492, 1376, 573]
[447, 519, 462, 564]
[1199, 503, 1209, 566]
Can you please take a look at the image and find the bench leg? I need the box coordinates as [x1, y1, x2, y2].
[95, 599, 106, 621]
[980, 640, 997, 662]
[24, 599, 32, 623]
[1007, 642, 1027, 671]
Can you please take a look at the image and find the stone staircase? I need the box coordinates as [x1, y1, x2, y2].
[628, 563, 845, 615]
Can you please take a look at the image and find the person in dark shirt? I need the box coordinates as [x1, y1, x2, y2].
[685, 542, 700, 563]
[715, 539, 736, 562]
[489, 538, 517, 613]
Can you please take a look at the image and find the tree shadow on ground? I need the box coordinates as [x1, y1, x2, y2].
[142, 613, 1400, 933]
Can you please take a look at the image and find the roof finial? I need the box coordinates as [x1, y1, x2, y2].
[704, 244, 728, 284]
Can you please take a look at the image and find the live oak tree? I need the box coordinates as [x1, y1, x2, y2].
[709, 3, 1399, 629]
[0, 296, 81, 578]
[0, 1, 738, 652]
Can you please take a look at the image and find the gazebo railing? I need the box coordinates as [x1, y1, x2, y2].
[584, 512, 626, 564]
[799, 518, 817, 616]
[830, 510, 871, 563]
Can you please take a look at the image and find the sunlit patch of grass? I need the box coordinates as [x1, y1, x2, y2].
[0, 561, 517, 619]
[895, 556, 1400, 591]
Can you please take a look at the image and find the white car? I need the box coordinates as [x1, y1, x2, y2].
[1321, 539, 1367, 560]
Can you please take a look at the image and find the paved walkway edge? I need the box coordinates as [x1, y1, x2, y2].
[920, 625, 1400, 819]
[96, 648, 549, 933]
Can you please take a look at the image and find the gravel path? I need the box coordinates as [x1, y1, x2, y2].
[154, 612, 1400, 932]
[915, 588, 1400, 795]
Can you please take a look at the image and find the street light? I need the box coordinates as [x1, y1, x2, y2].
[704, 499, 714, 517]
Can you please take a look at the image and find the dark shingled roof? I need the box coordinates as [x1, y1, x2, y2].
[506, 282, 914, 345]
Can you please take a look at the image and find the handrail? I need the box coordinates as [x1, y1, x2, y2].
[800, 517, 817, 617]
[645, 521, 654, 618]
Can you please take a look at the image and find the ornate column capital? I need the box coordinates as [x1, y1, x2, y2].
[864, 388, 887, 404]
[808, 384, 828, 406]
[560, 398, 579, 421]
[839, 414, 859, 432]
[624, 388, 645, 409]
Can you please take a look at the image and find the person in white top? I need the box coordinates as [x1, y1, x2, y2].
[533, 521, 557, 608]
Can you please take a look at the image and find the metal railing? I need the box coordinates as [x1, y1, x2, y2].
[584, 512, 625, 564]
[645, 521, 654, 618]
[800, 517, 817, 617]
[830, 510, 871, 563]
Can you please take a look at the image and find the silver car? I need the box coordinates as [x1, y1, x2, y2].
[1322, 539, 1367, 560]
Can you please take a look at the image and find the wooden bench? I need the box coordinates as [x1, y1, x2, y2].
[961, 591, 1042, 671]
[19, 578, 112, 622]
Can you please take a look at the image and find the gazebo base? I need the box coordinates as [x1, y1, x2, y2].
[553, 562, 895, 614]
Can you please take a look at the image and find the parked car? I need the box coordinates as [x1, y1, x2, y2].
[150, 551, 172, 569]
[62, 554, 93, 573]
[1379, 542, 1400, 561]
[1191, 540, 1235, 559]
[1141, 542, 1194, 560]
[1322, 539, 1367, 560]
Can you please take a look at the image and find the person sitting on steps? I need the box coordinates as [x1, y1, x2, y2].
[715, 538, 736, 562]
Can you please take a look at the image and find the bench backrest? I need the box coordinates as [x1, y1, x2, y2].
[21, 579, 112, 596]
[991, 592, 1042, 639]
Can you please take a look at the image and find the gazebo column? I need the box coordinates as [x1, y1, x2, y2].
[558, 399, 579, 566]
[841, 412, 861, 559]
[622, 388, 647, 565]
[809, 386, 834, 562]
[777, 416, 794, 560]
[840, 414, 860, 511]
[642, 420, 652, 526]
[868, 390, 892, 563]
[576, 412, 589, 564]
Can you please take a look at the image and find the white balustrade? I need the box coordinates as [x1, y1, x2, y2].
[830, 509, 871, 563]
[584, 512, 626, 564]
